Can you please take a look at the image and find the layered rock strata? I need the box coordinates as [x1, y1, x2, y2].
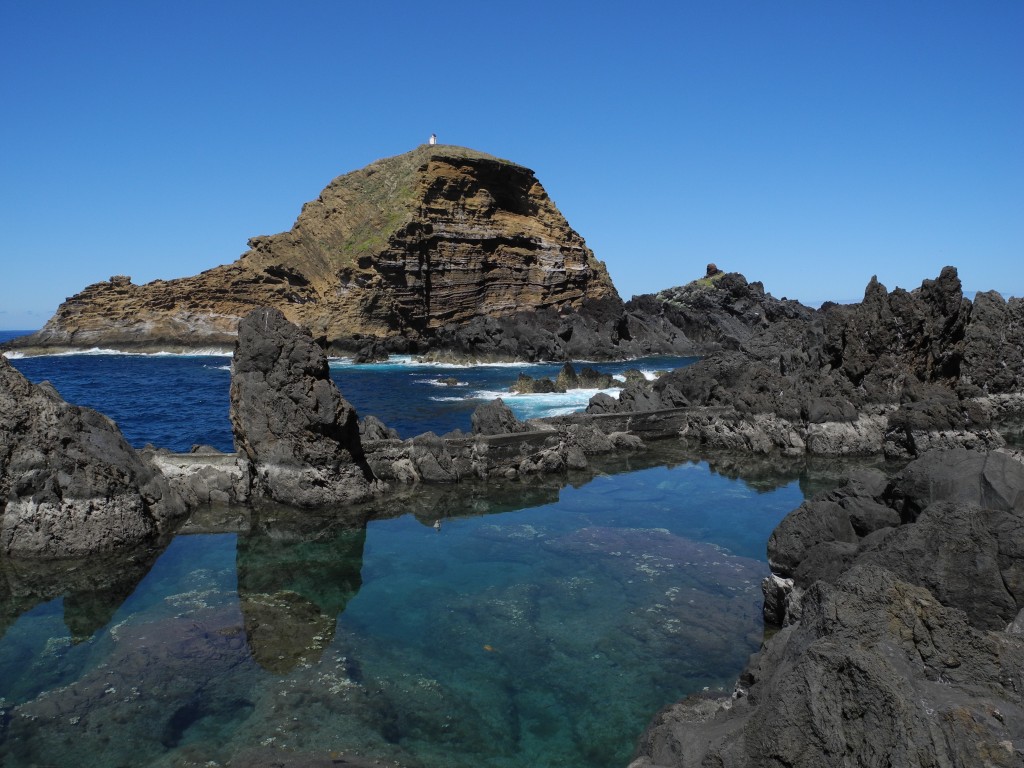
[601, 267, 1024, 458]
[0, 355, 186, 557]
[10, 145, 695, 360]
[632, 447, 1024, 767]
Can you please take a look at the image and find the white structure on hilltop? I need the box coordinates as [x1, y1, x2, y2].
[429, 133, 437, 145]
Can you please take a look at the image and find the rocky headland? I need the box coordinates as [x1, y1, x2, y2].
[4, 147, 777, 362]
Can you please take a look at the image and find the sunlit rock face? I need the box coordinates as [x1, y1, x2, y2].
[13, 145, 638, 359]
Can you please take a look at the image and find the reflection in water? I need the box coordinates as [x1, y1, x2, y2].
[236, 508, 368, 672]
[0, 446, 870, 768]
[0, 545, 165, 643]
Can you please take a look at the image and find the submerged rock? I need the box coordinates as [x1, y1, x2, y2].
[237, 508, 367, 672]
[229, 307, 382, 507]
[0, 355, 186, 557]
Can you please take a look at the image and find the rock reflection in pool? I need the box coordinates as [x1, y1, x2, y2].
[0, 458, 803, 768]
[236, 508, 368, 673]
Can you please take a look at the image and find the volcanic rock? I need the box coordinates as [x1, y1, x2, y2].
[612, 268, 1024, 458]
[471, 398, 528, 436]
[229, 307, 381, 507]
[10, 145, 690, 361]
[510, 363, 615, 394]
[625, 270, 813, 352]
[0, 355, 186, 557]
[633, 448, 1024, 767]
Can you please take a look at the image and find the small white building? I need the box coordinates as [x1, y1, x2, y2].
[429, 133, 437, 145]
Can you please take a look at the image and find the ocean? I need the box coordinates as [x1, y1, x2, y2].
[0, 331, 806, 768]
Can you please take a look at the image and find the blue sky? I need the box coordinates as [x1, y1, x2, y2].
[1, 1, 1021, 329]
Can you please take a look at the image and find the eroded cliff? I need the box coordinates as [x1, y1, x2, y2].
[14, 145, 630, 357]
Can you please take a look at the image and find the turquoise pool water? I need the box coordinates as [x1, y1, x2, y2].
[0, 452, 804, 767]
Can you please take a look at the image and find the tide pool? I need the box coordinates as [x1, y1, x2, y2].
[0, 452, 803, 767]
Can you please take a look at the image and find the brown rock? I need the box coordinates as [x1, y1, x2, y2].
[16, 145, 621, 355]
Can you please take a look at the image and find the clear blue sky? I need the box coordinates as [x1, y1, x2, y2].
[1, 1, 1021, 329]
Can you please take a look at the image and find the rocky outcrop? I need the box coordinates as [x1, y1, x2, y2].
[625, 267, 813, 353]
[471, 398, 529, 436]
[509, 363, 615, 393]
[632, 447, 1024, 768]
[9, 145, 693, 361]
[604, 268, 1024, 458]
[0, 355, 187, 557]
[229, 307, 382, 507]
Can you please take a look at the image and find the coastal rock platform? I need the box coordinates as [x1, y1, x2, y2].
[603, 268, 1024, 460]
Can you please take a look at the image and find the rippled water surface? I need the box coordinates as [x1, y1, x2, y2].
[1, 335, 805, 767]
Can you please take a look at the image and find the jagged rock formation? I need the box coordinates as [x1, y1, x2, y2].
[632, 448, 1024, 767]
[229, 307, 382, 507]
[603, 267, 1024, 458]
[626, 266, 813, 352]
[10, 145, 684, 360]
[0, 355, 187, 557]
[509, 363, 615, 393]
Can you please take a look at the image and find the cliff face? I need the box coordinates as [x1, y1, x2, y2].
[17, 145, 622, 354]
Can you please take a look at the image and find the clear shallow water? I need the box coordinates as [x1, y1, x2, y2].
[1, 461, 802, 768]
[0, 332, 804, 767]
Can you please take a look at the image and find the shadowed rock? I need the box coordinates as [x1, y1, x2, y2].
[229, 307, 382, 507]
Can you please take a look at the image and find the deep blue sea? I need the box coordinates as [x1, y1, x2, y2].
[0, 330, 807, 768]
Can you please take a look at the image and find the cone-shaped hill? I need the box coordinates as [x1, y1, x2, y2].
[13, 145, 655, 359]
